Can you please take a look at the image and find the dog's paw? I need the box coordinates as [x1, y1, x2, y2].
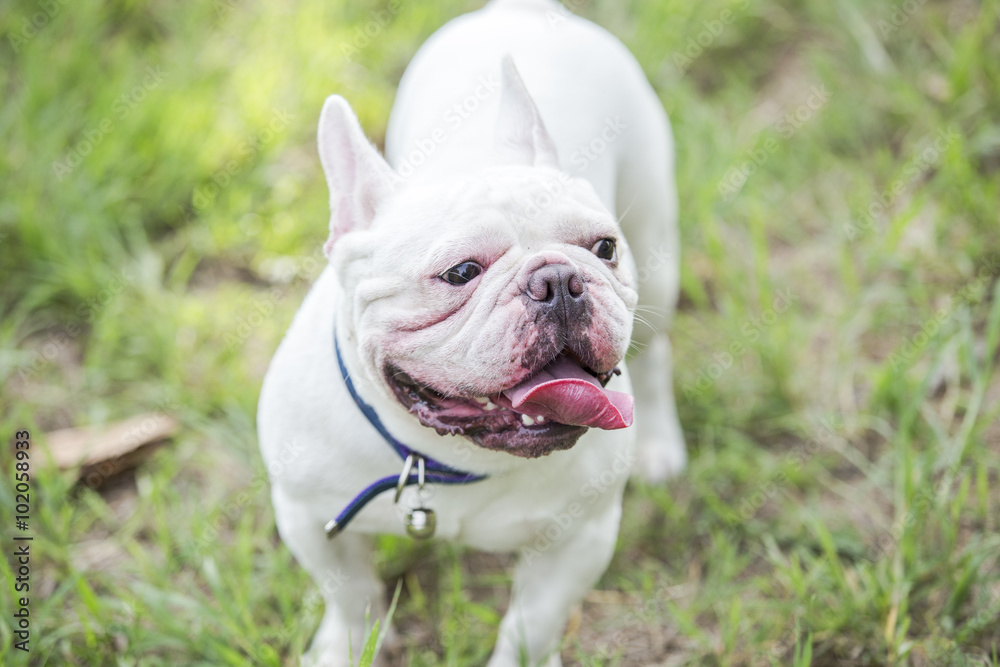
[302, 648, 390, 667]
[302, 625, 394, 667]
[301, 648, 350, 667]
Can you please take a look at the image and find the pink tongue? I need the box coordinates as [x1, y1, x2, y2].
[501, 356, 633, 430]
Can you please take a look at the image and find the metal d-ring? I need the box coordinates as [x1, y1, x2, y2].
[394, 454, 426, 503]
[394, 454, 414, 503]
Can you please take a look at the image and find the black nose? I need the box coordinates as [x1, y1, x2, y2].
[526, 264, 586, 312]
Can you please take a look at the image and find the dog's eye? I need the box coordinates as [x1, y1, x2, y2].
[592, 238, 617, 262]
[441, 261, 483, 285]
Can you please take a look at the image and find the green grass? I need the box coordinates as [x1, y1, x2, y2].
[2, 0, 999, 664]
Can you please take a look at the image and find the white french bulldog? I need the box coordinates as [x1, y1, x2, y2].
[257, 0, 685, 665]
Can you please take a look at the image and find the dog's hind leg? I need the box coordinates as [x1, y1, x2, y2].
[616, 94, 687, 482]
[627, 332, 686, 481]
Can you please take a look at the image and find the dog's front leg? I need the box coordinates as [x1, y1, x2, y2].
[487, 500, 623, 667]
[272, 489, 389, 667]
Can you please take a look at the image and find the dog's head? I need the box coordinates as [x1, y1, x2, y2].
[319, 58, 637, 458]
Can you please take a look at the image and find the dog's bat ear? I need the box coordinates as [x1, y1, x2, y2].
[494, 55, 560, 169]
[317, 95, 399, 255]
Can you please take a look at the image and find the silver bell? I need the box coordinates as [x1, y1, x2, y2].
[405, 507, 436, 539]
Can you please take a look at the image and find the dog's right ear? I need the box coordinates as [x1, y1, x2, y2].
[318, 95, 399, 255]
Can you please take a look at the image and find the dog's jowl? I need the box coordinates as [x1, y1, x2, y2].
[257, 1, 685, 664]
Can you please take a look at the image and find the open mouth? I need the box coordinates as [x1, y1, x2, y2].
[385, 350, 633, 458]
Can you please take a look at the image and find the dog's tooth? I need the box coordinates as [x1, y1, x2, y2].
[484, 400, 498, 411]
[535, 415, 545, 424]
[521, 414, 535, 426]
[473, 396, 489, 405]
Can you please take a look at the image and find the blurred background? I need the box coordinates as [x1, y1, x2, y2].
[1, 0, 999, 664]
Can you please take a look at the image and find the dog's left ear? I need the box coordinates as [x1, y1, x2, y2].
[494, 55, 560, 168]
[318, 95, 399, 255]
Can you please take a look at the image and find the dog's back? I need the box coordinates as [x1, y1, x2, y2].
[386, 0, 669, 213]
